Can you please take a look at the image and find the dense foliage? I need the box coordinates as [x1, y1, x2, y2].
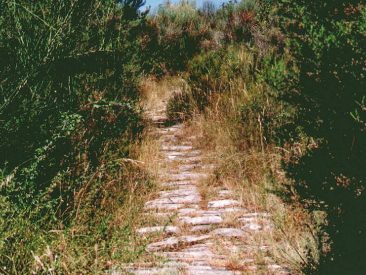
[276, 1, 366, 273]
[0, 0, 148, 272]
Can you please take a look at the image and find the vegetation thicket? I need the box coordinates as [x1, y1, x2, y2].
[0, 0, 153, 273]
[276, 1, 366, 273]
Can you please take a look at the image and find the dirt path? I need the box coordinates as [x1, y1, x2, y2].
[126, 99, 289, 274]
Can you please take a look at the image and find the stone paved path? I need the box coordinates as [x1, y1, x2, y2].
[126, 103, 289, 275]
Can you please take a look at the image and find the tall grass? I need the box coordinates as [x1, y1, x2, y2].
[180, 43, 320, 273]
[0, 0, 153, 273]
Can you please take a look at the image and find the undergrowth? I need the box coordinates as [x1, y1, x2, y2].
[0, 0, 155, 273]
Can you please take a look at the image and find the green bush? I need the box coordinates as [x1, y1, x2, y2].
[151, 0, 211, 72]
[275, 1, 366, 273]
[0, 0, 147, 272]
[186, 45, 256, 111]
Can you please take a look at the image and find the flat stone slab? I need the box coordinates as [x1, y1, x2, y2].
[167, 156, 202, 164]
[156, 129, 178, 135]
[147, 235, 211, 252]
[161, 145, 193, 151]
[126, 267, 183, 275]
[240, 212, 270, 218]
[161, 181, 194, 187]
[165, 150, 201, 157]
[179, 215, 223, 225]
[241, 222, 263, 231]
[218, 190, 234, 198]
[179, 208, 201, 215]
[137, 226, 181, 235]
[166, 154, 202, 161]
[158, 189, 199, 198]
[208, 199, 240, 209]
[186, 268, 237, 275]
[211, 228, 246, 238]
[217, 207, 247, 213]
[178, 164, 202, 172]
[181, 210, 222, 216]
[128, 265, 236, 275]
[146, 195, 201, 206]
[180, 208, 245, 217]
[168, 172, 208, 182]
[162, 250, 215, 261]
[146, 203, 185, 210]
[238, 213, 273, 231]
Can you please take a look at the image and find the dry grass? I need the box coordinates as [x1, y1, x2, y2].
[133, 73, 319, 273]
[139, 76, 186, 114]
[33, 77, 189, 274]
[181, 77, 319, 273]
[33, 146, 158, 274]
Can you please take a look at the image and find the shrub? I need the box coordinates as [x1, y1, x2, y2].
[0, 0, 147, 272]
[186, 45, 256, 112]
[276, 1, 366, 273]
[151, 0, 211, 72]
